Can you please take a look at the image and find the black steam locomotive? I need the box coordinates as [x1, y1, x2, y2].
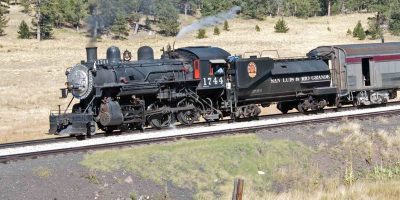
[49, 42, 400, 137]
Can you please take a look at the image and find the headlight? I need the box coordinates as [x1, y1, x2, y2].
[67, 64, 93, 99]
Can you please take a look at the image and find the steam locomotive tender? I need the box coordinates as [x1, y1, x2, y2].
[49, 45, 341, 137]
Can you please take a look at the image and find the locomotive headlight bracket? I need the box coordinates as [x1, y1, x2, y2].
[60, 88, 68, 99]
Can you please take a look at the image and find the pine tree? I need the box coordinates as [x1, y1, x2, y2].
[110, 13, 129, 40]
[154, 0, 179, 36]
[31, 0, 55, 40]
[274, 18, 289, 33]
[390, 12, 400, 36]
[223, 20, 229, 31]
[353, 20, 366, 40]
[255, 25, 260, 32]
[18, 20, 31, 39]
[367, 17, 382, 39]
[0, 0, 9, 36]
[213, 26, 220, 35]
[196, 28, 206, 39]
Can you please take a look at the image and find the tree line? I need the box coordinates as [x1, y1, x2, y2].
[0, 0, 400, 40]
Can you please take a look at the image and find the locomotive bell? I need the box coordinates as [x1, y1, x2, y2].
[138, 46, 154, 61]
[107, 46, 121, 64]
[86, 47, 98, 63]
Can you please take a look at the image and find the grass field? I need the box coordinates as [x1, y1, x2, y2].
[0, 5, 399, 142]
[82, 122, 400, 199]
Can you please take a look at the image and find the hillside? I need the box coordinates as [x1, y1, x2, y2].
[0, 5, 399, 142]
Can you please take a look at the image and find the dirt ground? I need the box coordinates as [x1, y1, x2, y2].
[0, 5, 399, 143]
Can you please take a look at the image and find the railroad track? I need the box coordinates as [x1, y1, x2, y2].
[0, 104, 345, 150]
[1, 104, 400, 164]
[0, 100, 389, 149]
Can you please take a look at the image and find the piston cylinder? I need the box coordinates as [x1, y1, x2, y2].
[99, 100, 124, 126]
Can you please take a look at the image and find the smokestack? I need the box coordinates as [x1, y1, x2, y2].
[86, 47, 98, 63]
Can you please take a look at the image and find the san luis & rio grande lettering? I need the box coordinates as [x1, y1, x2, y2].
[271, 75, 330, 84]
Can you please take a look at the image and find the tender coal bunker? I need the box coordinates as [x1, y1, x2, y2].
[362, 58, 371, 86]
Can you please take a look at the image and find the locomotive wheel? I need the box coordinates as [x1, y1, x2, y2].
[176, 98, 197, 125]
[177, 110, 196, 125]
[277, 103, 289, 114]
[149, 114, 171, 129]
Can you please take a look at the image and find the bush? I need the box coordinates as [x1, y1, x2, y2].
[145, 16, 151, 30]
[223, 20, 229, 31]
[18, 20, 30, 39]
[274, 18, 289, 33]
[213, 26, 220, 35]
[255, 25, 260, 32]
[347, 28, 352, 36]
[389, 13, 400, 36]
[196, 29, 207, 39]
[353, 21, 366, 40]
[367, 18, 382, 40]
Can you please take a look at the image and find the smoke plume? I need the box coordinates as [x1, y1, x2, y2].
[176, 6, 241, 38]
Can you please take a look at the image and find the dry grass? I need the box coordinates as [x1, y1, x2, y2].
[0, 5, 399, 143]
[82, 129, 400, 199]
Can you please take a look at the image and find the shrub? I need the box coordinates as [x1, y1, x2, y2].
[213, 26, 220, 35]
[18, 20, 30, 39]
[274, 18, 289, 33]
[367, 18, 383, 40]
[353, 21, 366, 40]
[327, 26, 331, 32]
[346, 28, 352, 36]
[196, 29, 207, 39]
[255, 25, 260, 32]
[389, 13, 400, 36]
[223, 20, 229, 31]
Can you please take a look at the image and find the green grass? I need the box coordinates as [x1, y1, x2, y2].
[81, 134, 313, 199]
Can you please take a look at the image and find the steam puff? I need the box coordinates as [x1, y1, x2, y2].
[176, 6, 241, 38]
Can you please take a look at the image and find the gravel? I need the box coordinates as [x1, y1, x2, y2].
[0, 152, 193, 200]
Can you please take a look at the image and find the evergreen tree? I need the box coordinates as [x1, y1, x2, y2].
[223, 20, 229, 31]
[111, 13, 129, 40]
[196, 28, 206, 39]
[154, 0, 180, 36]
[352, 20, 366, 40]
[367, 17, 382, 39]
[31, 0, 55, 40]
[255, 25, 260, 32]
[213, 26, 220, 35]
[18, 20, 31, 39]
[389, 12, 400, 36]
[274, 18, 289, 33]
[0, 0, 9, 36]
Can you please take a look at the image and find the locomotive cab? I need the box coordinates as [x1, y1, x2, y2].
[201, 59, 227, 89]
